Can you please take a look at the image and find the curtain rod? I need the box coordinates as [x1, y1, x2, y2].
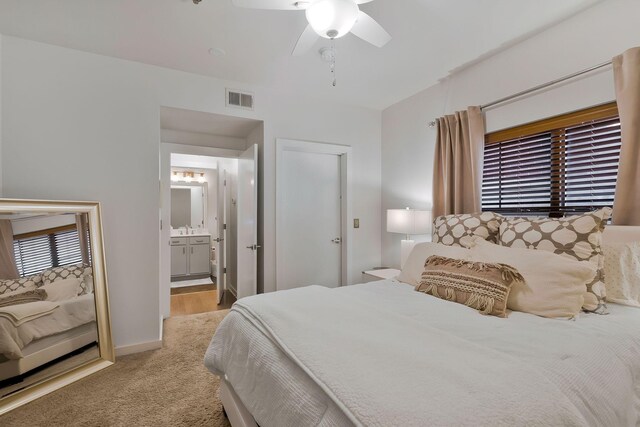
[427, 60, 613, 128]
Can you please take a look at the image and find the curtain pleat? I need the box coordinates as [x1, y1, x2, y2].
[432, 106, 485, 217]
[0, 220, 20, 279]
[612, 47, 640, 225]
[76, 213, 91, 265]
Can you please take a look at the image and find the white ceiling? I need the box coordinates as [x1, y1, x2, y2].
[0, 0, 601, 110]
[161, 106, 262, 137]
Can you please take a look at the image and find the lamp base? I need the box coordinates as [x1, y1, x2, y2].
[400, 240, 416, 269]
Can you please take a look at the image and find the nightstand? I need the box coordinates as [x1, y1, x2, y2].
[361, 268, 401, 283]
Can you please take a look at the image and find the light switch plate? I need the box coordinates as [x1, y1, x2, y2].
[354, 218, 360, 229]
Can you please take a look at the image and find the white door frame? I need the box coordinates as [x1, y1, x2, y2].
[275, 138, 352, 289]
[160, 143, 242, 319]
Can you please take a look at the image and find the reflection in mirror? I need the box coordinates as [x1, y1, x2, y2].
[171, 183, 207, 231]
[0, 212, 98, 398]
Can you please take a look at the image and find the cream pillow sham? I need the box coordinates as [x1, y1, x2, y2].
[603, 243, 640, 308]
[397, 242, 472, 286]
[468, 237, 596, 318]
[41, 277, 81, 302]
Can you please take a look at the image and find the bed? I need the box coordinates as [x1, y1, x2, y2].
[204, 226, 640, 427]
[0, 293, 97, 382]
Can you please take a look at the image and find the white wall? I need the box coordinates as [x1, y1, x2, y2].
[161, 129, 247, 151]
[203, 169, 218, 237]
[219, 158, 238, 296]
[1, 36, 382, 349]
[381, 0, 640, 268]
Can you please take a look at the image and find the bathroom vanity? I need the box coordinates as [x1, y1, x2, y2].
[171, 233, 211, 279]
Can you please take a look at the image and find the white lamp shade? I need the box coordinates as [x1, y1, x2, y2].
[387, 209, 432, 236]
[306, 0, 359, 39]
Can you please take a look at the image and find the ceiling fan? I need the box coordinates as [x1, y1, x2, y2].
[231, 0, 392, 55]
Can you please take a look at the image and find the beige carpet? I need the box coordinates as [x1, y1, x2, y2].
[1, 311, 231, 427]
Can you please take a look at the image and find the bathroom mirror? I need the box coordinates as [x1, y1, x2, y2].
[171, 183, 207, 230]
[0, 199, 113, 415]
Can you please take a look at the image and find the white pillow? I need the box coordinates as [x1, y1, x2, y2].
[397, 242, 472, 286]
[603, 243, 640, 308]
[468, 237, 596, 318]
[41, 277, 81, 302]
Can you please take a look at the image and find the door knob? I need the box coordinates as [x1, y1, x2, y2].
[246, 244, 262, 250]
[214, 238, 224, 243]
[331, 237, 342, 244]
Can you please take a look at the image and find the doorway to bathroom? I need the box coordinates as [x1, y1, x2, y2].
[168, 153, 237, 316]
[159, 107, 262, 318]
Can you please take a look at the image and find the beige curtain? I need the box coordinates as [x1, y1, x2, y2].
[432, 106, 485, 217]
[76, 213, 91, 265]
[0, 220, 20, 279]
[612, 47, 640, 225]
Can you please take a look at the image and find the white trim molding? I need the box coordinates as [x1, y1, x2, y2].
[275, 138, 353, 289]
[115, 339, 163, 357]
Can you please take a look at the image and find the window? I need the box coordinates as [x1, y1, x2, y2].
[482, 102, 621, 217]
[13, 226, 84, 277]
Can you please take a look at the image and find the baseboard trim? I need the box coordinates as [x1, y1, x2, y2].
[115, 339, 162, 357]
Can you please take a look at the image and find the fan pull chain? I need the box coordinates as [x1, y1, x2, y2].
[330, 39, 337, 87]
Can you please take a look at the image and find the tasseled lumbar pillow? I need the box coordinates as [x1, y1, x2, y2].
[415, 255, 523, 317]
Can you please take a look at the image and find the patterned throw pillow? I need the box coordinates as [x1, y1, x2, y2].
[498, 208, 612, 313]
[0, 274, 43, 296]
[432, 212, 501, 247]
[415, 255, 523, 317]
[42, 263, 93, 295]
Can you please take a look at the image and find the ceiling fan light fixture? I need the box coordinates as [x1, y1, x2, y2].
[305, 0, 359, 39]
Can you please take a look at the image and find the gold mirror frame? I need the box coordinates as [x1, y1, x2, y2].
[0, 199, 114, 415]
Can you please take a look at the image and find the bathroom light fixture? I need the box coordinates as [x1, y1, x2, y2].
[198, 173, 206, 183]
[184, 172, 193, 183]
[171, 172, 180, 182]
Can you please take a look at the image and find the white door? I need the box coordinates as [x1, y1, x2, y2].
[236, 144, 258, 300]
[190, 244, 211, 275]
[170, 245, 187, 276]
[216, 169, 226, 304]
[279, 150, 342, 290]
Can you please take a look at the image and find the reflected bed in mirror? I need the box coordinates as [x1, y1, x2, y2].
[0, 200, 113, 415]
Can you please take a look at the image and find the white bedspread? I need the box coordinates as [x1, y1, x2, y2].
[205, 280, 640, 427]
[0, 293, 96, 359]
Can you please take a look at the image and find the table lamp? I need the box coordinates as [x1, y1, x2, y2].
[387, 208, 432, 268]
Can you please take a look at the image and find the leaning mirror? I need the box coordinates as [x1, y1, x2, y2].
[0, 199, 113, 414]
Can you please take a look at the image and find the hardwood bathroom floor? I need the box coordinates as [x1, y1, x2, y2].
[170, 283, 236, 316]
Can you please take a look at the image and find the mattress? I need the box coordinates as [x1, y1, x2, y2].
[205, 280, 640, 427]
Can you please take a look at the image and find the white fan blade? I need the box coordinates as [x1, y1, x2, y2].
[356, 0, 375, 4]
[232, 0, 310, 10]
[292, 24, 319, 56]
[350, 11, 391, 48]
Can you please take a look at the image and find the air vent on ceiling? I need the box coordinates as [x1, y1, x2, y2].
[226, 89, 254, 111]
